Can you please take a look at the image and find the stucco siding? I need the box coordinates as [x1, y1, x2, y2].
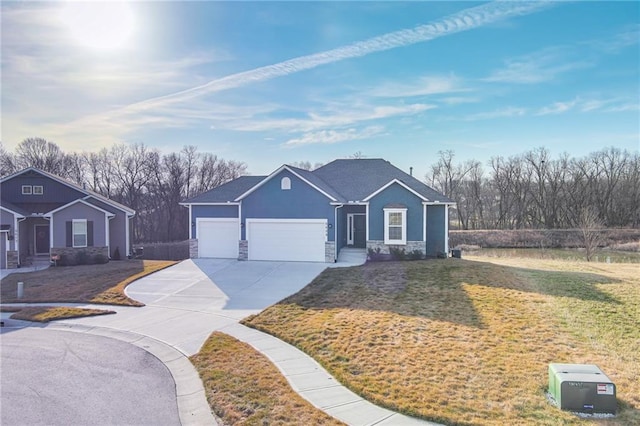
[240, 170, 334, 241]
[426, 204, 446, 256]
[52, 204, 107, 247]
[368, 183, 424, 242]
[192, 205, 239, 239]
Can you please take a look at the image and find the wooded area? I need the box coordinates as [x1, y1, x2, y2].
[1, 139, 638, 245]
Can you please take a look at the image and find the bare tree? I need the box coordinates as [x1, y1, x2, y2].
[14, 138, 69, 176]
[0, 142, 16, 176]
[291, 161, 323, 171]
[578, 207, 604, 261]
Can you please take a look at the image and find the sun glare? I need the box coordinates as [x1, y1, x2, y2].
[59, 1, 135, 50]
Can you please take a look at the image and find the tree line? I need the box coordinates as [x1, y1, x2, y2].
[2, 139, 638, 244]
[426, 147, 640, 230]
[0, 138, 246, 243]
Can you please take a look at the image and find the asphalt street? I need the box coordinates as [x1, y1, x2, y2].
[1, 328, 180, 426]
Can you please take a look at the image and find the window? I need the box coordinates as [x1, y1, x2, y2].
[22, 185, 32, 195]
[72, 219, 87, 247]
[281, 177, 291, 190]
[33, 185, 43, 195]
[384, 208, 407, 245]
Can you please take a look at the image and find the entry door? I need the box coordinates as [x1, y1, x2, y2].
[35, 224, 50, 254]
[347, 214, 366, 248]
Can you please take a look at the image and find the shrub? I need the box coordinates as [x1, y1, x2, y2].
[93, 253, 109, 264]
[58, 253, 74, 266]
[389, 247, 406, 261]
[75, 250, 90, 265]
[367, 247, 383, 262]
[408, 250, 424, 261]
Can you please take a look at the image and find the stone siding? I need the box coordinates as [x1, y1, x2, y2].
[6, 250, 18, 269]
[51, 246, 109, 265]
[238, 240, 248, 261]
[366, 240, 425, 256]
[189, 239, 198, 258]
[325, 241, 336, 263]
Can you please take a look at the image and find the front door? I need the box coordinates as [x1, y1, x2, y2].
[347, 214, 366, 248]
[35, 224, 50, 254]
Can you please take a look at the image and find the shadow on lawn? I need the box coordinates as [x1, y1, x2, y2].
[0, 260, 146, 305]
[279, 258, 621, 328]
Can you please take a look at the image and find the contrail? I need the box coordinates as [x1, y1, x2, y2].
[105, 1, 554, 116]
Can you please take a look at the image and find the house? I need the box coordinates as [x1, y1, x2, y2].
[0, 167, 135, 269]
[180, 158, 454, 263]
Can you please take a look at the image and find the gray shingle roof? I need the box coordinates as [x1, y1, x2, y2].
[183, 159, 453, 204]
[183, 176, 265, 203]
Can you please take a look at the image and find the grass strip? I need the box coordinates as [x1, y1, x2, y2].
[190, 332, 344, 426]
[9, 306, 115, 322]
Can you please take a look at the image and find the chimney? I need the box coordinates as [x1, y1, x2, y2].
[410, 167, 413, 176]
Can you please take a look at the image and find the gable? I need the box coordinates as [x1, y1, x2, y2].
[1, 169, 85, 209]
[236, 166, 337, 202]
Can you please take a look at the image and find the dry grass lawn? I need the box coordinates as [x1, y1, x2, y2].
[9, 306, 115, 322]
[0, 260, 175, 306]
[243, 257, 639, 425]
[190, 332, 344, 426]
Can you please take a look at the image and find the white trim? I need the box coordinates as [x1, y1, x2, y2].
[72, 219, 88, 248]
[281, 176, 291, 190]
[106, 214, 111, 253]
[34, 223, 50, 254]
[445, 205, 450, 253]
[383, 207, 407, 245]
[363, 179, 428, 202]
[22, 185, 32, 195]
[33, 185, 44, 195]
[188, 205, 193, 239]
[365, 203, 370, 241]
[49, 219, 54, 252]
[423, 203, 427, 242]
[1, 205, 26, 218]
[238, 203, 243, 241]
[45, 199, 115, 218]
[334, 205, 343, 260]
[235, 166, 338, 202]
[125, 216, 130, 257]
[180, 202, 241, 206]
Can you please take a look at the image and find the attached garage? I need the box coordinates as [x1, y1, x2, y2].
[197, 218, 239, 259]
[247, 219, 327, 262]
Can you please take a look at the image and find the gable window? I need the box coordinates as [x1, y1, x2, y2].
[22, 185, 32, 195]
[281, 177, 291, 190]
[72, 219, 87, 247]
[384, 207, 407, 245]
[33, 185, 44, 195]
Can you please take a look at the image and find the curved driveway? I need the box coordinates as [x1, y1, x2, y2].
[1, 328, 179, 426]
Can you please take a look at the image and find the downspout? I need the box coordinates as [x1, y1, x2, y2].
[107, 215, 114, 258]
[44, 216, 52, 256]
[444, 204, 450, 254]
[334, 204, 343, 262]
[188, 204, 193, 240]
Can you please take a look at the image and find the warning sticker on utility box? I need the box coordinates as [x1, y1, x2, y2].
[597, 384, 614, 395]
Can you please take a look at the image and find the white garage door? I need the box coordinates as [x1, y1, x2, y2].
[197, 218, 239, 258]
[248, 219, 327, 262]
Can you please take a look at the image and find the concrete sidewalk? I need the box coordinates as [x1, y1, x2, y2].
[2, 258, 439, 425]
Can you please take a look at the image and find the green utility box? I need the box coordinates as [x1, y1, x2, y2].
[548, 363, 616, 414]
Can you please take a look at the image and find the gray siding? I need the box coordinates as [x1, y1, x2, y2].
[1, 209, 16, 251]
[52, 203, 107, 248]
[86, 197, 129, 258]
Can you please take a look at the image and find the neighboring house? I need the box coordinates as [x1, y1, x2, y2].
[0, 167, 135, 269]
[181, 158, 455, 263]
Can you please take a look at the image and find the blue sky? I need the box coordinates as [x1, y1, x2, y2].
[1, 1, 638, 179]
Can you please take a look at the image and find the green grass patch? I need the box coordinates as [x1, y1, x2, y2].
[244, 258, 640, 425]
[0, 260, 175, 306]
[190, 332, 344, 426]
[9, 306, 115, 322]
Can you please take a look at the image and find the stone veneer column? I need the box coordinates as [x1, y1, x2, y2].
[325, 241, 336, 263]
[7, 250, 18, 269]
[238, 240, 248, 261]
[189, 239, 198, 258]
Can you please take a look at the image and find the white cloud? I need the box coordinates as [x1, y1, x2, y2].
[283, 126, 385, 147]
[536, 98, 580, 115]
[370, 74, 466, 98]
[485, 49, 591, 84]
[464, 106, 527, 121]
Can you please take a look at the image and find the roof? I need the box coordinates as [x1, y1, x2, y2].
[182, 176, 265, 204]
[183, 159, 454, 205]
[0, 167, 136, 215]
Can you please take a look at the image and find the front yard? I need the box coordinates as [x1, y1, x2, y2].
[243, 257, 640, 425]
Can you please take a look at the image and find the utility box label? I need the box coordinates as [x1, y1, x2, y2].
[597, 384, 614, 395]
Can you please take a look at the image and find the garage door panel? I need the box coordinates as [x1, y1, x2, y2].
[197, 219, 239, 259]
[248, 220, 326, 262]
